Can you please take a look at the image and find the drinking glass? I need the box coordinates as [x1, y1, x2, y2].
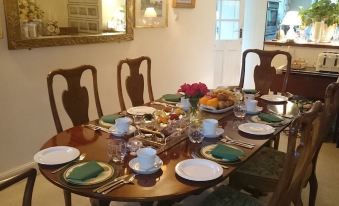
[107, 138, 127, 163]
[127, 138, 143, 156]
[188, 123, 204, 143]
[133, 112, 145, 137]
[233, 101, 246, 129]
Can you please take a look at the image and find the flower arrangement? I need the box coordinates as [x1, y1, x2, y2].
[178, 82, 209, 109]
[18, 0, 44, 22]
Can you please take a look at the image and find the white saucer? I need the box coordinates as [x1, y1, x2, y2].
[203, 128, 224, 138]
[128, 156, 163, 174]
[246, 106, 263, 115]
[108, 125, 136, 136]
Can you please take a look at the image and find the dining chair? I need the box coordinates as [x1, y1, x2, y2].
[47, 65, 103, 133]
[324, 83, 339, 148]
[201, 101, 324, 206]
[47, 65, 103, 206]
[239, 49, 292, 95]
[227, 84, 338, 206]
[117, 56, 154, 111]
[0, 168, 37, 206]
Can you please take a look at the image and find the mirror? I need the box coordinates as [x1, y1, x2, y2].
[3, 0, 134, 50]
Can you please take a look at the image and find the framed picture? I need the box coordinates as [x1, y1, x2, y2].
[172, 0, 195, 8]
[135, 0, 168, 28]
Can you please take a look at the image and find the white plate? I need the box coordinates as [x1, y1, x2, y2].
[249, 115, 290, 127]
[128, 156, 163, 175]
[175, 159, 223, 181]
[260, 95, 288, 103]
[99, 117, 133, 128]
[204, 128, 224, 138]
[34, 146, 80, 165]
[199, 105, 234, 114]
[127, 106, 156, 115]
[108, 125, 136, 136]
[64, 162, 114, 185]
[238, 123, 275, 135]
[246, 106, 263, 115]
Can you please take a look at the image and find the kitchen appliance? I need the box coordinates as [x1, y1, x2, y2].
[316, 52, 339, 73]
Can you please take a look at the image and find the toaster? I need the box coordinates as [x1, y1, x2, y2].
[316, 52, 339, 73]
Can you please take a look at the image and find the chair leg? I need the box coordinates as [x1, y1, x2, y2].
[273, 134, 280, 150]
[309, 173, 318, 206]
[63, 190, 72, 206]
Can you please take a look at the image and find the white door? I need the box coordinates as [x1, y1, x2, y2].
[214, 0, 245, 87]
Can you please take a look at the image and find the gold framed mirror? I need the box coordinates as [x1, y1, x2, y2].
[3, 0, 134, 50]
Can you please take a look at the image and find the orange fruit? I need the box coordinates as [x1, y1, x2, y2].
[206, 98, 219, 108]
[199, 96, 210, 105]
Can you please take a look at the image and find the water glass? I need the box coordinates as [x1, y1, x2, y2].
[233, 101, 246, 119]
[188, 123, 204, 143]
[107, 138, 127, 163]
[133, 113, 145, 137]
[127, 138, 143, 156]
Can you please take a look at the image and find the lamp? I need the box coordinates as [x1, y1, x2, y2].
[144, 7, 157, 18]
[281, 11, 302, 41]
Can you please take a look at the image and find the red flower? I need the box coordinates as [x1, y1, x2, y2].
[178, 82, 209, 98]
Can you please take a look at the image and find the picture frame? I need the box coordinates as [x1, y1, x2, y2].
[135, 0, 168, 28]
[172, 0, 195, 8]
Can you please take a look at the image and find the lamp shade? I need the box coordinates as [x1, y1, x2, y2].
[281, 11, 302, 26]
[144, 7, 157, 18]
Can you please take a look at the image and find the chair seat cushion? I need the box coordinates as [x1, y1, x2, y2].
[201, 185, 263, 206]
[236, 147, 285, 181]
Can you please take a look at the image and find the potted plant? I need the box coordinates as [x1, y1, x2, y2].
[299, 0, 338, 42]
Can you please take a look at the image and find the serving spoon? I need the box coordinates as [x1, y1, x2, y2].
[51, 153, 87, 174]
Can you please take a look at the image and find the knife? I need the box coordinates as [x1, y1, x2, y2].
[93, 174, 129, 193]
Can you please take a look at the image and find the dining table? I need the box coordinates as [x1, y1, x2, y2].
[36, 98, 299, 206]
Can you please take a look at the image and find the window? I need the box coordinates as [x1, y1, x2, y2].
[216, 0, 240, 40]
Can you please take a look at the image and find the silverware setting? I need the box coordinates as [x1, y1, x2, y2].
[221, 136, 255, 149]
[191, 153, 229, 169]
[224, 135, 255, 147]
[93, 174, 129, 193]
[95, 174, 136, 195]
[83, 124, 109, 133]
[51, 153, 87, 174]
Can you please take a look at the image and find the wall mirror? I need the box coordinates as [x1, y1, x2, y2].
[3, 0, 134, 50]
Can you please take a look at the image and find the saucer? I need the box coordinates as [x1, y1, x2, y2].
[108, 125, 136, 136]
[246, 106, 263, 115]
[203, 128, 224, 138]
[128, 156, 163, 175]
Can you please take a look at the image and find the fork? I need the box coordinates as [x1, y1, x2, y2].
[220, 139, 254, 149]
[224, 135, 255, 147]
[101, 174, 136, 194]
[93, 174, 129, 193]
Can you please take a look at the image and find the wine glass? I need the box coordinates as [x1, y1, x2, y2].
[127, 138, 143, 156]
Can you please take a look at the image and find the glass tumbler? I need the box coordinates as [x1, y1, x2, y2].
[127, 138, 143, 156]
[107, 138, 127, 163]
[188, 123, 204, 143]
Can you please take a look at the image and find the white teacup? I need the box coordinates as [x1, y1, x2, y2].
[202, 119, 218, 137]
[245, 99, 258, 113]
[137, 147, 157, 170]
[244, 93, 255, 101]
[115, 117, 130, 134]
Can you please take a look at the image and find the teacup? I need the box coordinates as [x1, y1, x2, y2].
[202, 119, 218, 137]
[245, 99, 258, 113]
[137, 147, 157, 170]
[115, 117, 131, 134]
[244, 93, 255, 101]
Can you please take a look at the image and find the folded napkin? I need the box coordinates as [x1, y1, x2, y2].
[258, 113, 283, 123]
[242, 89, 257, 94]
[67, 161, 104, 181]
[162, 94, 181, 102]
[211, 144, 244, 161]
[101, 114, 123, 124]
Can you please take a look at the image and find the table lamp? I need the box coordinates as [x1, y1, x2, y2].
[143, 7, 157, 26]
[281, 11, 302, 42]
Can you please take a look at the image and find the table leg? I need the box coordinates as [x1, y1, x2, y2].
[273, 134, 280, 150]
[139, 202, 154, 206]
[90, 198, 110, 206]
[63, 190, 71, 206]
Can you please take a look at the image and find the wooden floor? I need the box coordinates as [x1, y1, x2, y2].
[1, 135, 339, 206]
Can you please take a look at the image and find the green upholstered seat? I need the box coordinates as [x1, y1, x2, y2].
[201, 185, 263, 206]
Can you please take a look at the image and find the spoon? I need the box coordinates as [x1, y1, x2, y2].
[101, 174, 136, 194]
[51, 153, 87, 174]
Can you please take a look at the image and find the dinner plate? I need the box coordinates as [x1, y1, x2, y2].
[260, 94, 288, 103]
[127, 106, 156, 115]
[34, 146, 80, 165]
[199, 105, 234, 114]
[249, 115, 290, 127]
[64, 162, 114, 185]
[99, 117, 133, 128]
[203, 128, 224, 138]
[200, 144, 244, 163]
[175, 159, 223, 181]
[108, 125, 136, 136]
[129, 156, 163, 175]
[238, 123, 275, 135]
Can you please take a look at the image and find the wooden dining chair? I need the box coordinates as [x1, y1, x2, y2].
[324, 83, 339, 147]
[47, 65, 103, 133]
[239, 49, 292, 95]
[201, 101, 324, 206]
[117, 56, 154, 111]
[0, 168, 37, 206]
[47, 65, 103, 206]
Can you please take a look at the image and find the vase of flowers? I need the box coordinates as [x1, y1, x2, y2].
[178, 82, 209, 121]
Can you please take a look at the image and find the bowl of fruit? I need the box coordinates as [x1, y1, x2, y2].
[198, 88, 236, 113]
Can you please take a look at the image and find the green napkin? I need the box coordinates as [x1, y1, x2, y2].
[101, 114, 123, 124]
[67, 161, 104, 181]
[162, 94, 182, 102]
[258, 113, 283, 123]
[242, 89, 257, 94]
[211, 144, 244, 161]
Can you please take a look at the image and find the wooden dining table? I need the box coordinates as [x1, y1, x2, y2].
[37, 100, 299, 206]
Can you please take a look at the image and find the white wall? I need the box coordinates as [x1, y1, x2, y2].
[0, 0, 216, 174]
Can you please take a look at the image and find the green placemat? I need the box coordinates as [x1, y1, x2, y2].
[67, 161, 104, 181]
[242, 89, 257, 94]
[258, 113, 283, 123]
[101, 114, 123, 124]
[211, 144, 244, 161]
[162, 94, 182, 102]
